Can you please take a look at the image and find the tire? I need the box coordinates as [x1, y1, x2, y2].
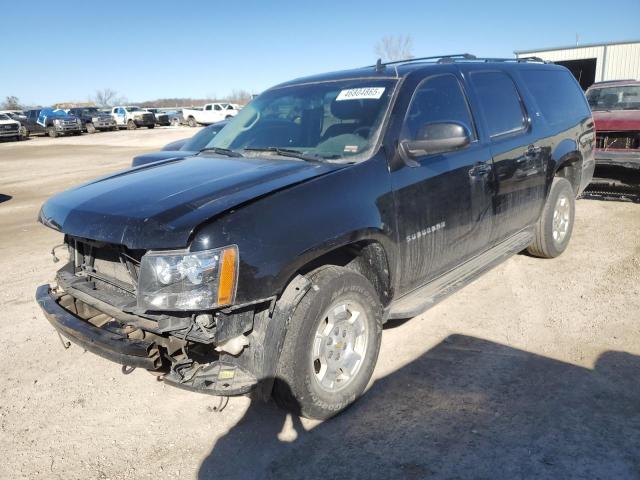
[127, 120, 137, 130]
[170, 118, 180, 127]
[111, 126, 118, 131]
[225, 115, 233, 120]
[527, 177, 575, 258]
[148, 124, 155, 129]
[273, 266, 383, 419]
[188, 116, 197, 127]
[86, 122, 96, 134]
[23, 128, 30, 138]
[47, 126, 57, 138]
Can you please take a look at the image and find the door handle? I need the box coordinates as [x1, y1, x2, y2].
[468, 162, 492, 177]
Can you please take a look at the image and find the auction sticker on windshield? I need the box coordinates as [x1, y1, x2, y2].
[336, 87, 385, 101]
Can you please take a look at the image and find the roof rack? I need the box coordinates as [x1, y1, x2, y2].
[369, 54, 549, 70]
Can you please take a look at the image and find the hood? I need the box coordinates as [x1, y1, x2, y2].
[39, 154, 342, 249]
[131, 150, 196, 167]
[0, 119, 19, 126]
[593, 110, 640, 132]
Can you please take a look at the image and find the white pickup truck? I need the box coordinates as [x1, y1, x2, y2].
[111, 106, 156, 130]
[182, 103, 239, 127]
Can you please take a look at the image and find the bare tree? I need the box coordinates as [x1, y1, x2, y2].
[1, 96, 22, 110]
[227, 89, 252, 105]
[374, 35, 415, 62]
[92, 88, 126, 107]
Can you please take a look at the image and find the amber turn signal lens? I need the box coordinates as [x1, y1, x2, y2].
[217, 247, 238, 305]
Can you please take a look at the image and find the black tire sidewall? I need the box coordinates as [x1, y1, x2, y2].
[543, 178, 575, 257]
[277, 267, 382, 419]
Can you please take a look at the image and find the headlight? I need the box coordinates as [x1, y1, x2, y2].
[137, 245, 238, 311]
[54, 119, 62, 125]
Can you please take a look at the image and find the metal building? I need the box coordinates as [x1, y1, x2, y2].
[515, 40, 640, 90]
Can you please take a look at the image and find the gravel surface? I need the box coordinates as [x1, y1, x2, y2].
[1, 129, 638, 479]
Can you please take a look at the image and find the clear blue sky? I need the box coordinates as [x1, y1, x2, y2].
[2, 0, 638, 106]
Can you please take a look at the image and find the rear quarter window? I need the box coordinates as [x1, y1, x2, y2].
[469, 71, 527, 138]
[519, 69, 591, 128]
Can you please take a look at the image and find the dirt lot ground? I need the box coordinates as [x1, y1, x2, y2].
[1, 129, 639, 480]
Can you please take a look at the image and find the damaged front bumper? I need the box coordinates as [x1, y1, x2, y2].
[595, 149, 640, 170]
[35, 280, 260, 396]
[36, 284, 161, 369]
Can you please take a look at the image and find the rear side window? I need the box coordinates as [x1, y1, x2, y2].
[469, 71, 527, 137]
[520, 69, 591, 127]
[403, 73, 476, 142]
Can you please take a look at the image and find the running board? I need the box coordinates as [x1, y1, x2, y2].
[387, 229, 533, 320]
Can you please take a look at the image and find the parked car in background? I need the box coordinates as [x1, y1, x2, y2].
[24, 108, 82, 137]
[0, 113, 22, 141]
[182, 103, 238, 127]
[0, 110, 29, 138]
[67, 107, 117, 133]
[37, 55, 594, 419]
[132, 120, 228, 166]
[145, 108, 171, 126]
[586, 80, 640, 170]
[111, 106, 155, 130]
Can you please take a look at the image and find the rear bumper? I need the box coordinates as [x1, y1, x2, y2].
[595, 150, 640, 170]
[35, 284, 161, 369]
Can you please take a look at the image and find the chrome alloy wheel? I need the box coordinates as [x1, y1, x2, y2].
[552, 193, 571, 244]
[312, 301, 368, 392]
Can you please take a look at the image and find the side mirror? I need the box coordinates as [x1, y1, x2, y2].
[401, 121, 471, 158]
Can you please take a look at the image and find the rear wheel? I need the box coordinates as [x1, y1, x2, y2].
[188, 116, 197, 127]
[527, 176, 575, 258]
[273, 266, 383, 419]
[47, 126, 57, 138]
[148, 124, 155, 129]
[127, 120, 137, 130]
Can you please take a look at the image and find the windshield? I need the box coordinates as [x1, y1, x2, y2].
[204, 78, 397, 161]
[587, 85, 640, 111]
[128, 107, 144, 112]
[0, 114, 9, 120]
[83, 108, 99, 115]
[182, 123, 227, 151]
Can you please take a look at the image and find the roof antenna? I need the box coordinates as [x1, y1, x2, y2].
[375, 58, 385, 73]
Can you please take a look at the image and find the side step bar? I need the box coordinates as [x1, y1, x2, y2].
[387, 229, 533, 320]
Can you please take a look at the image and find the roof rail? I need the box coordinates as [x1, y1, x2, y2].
[367, 54, 549, 70]
[589, 79, 637, 86]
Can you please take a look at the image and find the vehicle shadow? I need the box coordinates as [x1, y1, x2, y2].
[198, 335, 640, 480]
[0, 194, 12, 204]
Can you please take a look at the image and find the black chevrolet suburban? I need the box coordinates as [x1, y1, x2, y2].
[36, 54, 595, 419]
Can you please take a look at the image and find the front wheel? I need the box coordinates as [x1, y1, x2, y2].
[527, 176, 575, 258]
[127, 120, 137, 130]
[170, 117, 180, 126]
[273, 266, 383, 419]
[148, 124, 155, 129]
[188, 117, 197, 127]
[86, 122, 96, 134]
[47, 126, 57, 138]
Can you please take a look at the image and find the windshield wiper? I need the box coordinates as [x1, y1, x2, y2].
[243, 147, 324, 163]
[199, 147, 243, 157]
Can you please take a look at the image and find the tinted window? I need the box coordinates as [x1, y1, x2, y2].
[403, 74, 476, 142]
[470, 71, 526, 137]
[521, 69, 591, 126]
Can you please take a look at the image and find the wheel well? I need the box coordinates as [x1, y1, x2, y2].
[555, 158, 581, 194]
[297, 241, 392, 306]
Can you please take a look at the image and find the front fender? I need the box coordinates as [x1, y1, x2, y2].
[190, 153, 397, 305]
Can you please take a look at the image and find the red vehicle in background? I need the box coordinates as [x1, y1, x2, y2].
[586, 80, 640, 170]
